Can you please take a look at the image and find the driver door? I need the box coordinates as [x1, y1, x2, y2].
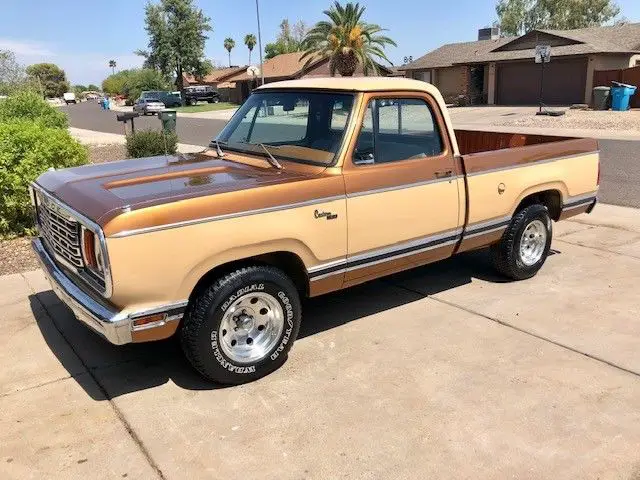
[342, 92, 464, 286]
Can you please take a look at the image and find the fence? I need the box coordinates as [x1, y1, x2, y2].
[593, 65, 640, 108]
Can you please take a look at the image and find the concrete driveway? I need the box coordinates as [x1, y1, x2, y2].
[2, 204, 640, 480]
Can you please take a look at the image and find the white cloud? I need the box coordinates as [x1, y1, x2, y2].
[0, 39, 55, 57]
[1, 38, 144, 84]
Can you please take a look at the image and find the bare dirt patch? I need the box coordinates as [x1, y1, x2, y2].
[0, 237, 39, 276]
[496, 109, 640, 132]
[88, 144, 127, 164]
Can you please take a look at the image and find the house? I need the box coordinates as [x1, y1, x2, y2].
[223, 51, 394, 103]
[402, 23, 640, 105]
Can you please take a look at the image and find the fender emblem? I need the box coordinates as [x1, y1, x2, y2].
[314, 209, 338, 220]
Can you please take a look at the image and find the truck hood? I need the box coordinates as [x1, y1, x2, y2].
[35, 152, 315, 228]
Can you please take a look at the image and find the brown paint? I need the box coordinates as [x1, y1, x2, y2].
[457, 229, 505, 253]
[458, 133, 598, 175]
[344, 243, 455, 286]
[309, 274, 345, 297]
[559, 204, 590, 220]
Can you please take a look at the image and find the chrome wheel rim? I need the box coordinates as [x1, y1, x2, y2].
[519, 219, 547, 266]
[218, 292, 284, 364]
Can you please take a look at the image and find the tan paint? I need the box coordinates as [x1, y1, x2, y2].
[106, 197, 347, 311]
[34, 77, 600, 343]
[465, 152, 598, 225]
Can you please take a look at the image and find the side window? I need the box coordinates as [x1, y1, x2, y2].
[353, 98, 443, 165]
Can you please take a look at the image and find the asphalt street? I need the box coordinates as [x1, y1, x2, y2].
[62, 101, 640, 208]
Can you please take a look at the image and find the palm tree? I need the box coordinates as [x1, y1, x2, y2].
[301, 1, 396, 77]
[244, 34, 257, 65]
[224, 38, 236, 67]
[108, 59, 116, 74]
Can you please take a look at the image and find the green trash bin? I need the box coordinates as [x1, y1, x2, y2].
[158, 110, 177, 133]
[592, 86, 610, 111]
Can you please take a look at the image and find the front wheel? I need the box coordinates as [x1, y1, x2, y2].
[180, 266, 301, 384]
[490, 204, 552, 280]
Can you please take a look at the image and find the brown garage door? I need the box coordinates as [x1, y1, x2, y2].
[497, 58, 587, 105]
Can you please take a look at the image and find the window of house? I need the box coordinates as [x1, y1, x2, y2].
[353, 98, 443, 165]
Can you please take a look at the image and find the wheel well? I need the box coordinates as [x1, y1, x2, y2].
[188, 251, 309, 303]
[515, 190, 562, 221]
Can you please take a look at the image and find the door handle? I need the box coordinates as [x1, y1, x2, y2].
[435, 170, 453, 179]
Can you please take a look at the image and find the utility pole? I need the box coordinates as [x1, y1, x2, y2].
[255, 0, 264, 85]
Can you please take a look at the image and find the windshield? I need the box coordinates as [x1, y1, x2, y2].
[216, 90, 355, 166]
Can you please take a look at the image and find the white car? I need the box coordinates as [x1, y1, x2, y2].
[63, 92, 77, 104]
[133, 97, 165, 115]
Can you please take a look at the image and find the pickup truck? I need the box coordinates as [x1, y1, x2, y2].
[31, 77, 599, 384]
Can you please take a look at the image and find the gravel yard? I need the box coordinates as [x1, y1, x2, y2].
[1, 144, 127, 275]
[496, 109, 640, 132]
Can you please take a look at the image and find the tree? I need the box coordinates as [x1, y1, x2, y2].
[224, 38, 235, 67]
[25, 63, 70, 98]
[108, 59, 117, 74]
[496, 0, 621, 36]
[101, 68, 169, 100]
[194, 59, 214, 81]
[0, 50, 27, 95]
[301, 2, 396, 77]
[87, 84, 100, 91]
[264, 19, 307, 59]
[135, 0, 212, 92]
[244, 34, 257, 64]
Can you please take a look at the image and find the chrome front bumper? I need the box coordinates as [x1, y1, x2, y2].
[33, 238, 134, 344]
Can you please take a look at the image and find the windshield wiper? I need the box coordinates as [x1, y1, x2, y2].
[210, 140, 225, 158]
[257, 143, 283, 170]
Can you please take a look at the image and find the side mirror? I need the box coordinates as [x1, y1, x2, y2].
[353, 151, 375, 165]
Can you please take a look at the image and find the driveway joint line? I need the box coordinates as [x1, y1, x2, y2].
[566, 218, 640, 234]
[0, 374, 75, 399]
[555, 238, 640, 259]
[385, 279, 640, 379]
[22, 273, 166, 480]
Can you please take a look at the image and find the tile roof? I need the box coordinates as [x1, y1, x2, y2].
[228, 52, 322, 82]
[183, 66, 247, 84]
[404, 23, 640, 70]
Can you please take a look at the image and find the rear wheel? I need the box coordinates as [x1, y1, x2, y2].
[490, 204, 552, 280]
[180, 266, 301, 384]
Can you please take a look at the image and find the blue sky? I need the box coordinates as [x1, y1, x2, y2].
[2, 0, 640, 85]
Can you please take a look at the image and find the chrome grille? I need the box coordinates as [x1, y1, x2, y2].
[37, 195, 84, 269]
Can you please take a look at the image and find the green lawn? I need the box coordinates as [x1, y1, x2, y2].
[173, 102, 237, 113]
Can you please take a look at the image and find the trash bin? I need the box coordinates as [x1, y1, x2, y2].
[610, 82, 637, 111]
[158, 110, 177, 133]
[592, 86, 610, 110]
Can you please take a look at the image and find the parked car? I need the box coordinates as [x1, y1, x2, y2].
[63, 92, 77, 104]
[133, 97, 165, 115]
[184, 85, 220, 105]
[30, 78, 599, 385]
[140, 90, 182, 108]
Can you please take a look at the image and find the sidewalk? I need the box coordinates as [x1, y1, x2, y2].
[2, 203, 640, 479]
[69, 127, 204, 154]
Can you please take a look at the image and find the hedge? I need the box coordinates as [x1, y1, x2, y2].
[0, 120, 88, 237]
[126, 129, 178, 158]
[0, 90, 68, 128]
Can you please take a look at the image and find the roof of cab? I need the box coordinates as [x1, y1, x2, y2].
[256, 77, 439, 94]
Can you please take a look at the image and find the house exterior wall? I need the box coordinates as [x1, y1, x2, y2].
[432, 65, 468, 102]
[586, 54, 635, 103]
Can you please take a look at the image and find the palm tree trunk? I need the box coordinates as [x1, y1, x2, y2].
[249, 50, 252, 65]
[228, 51, 231, 67]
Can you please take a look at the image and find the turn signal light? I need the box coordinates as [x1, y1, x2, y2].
[82, 228, 97, 269]
[132, 313, 167, 330]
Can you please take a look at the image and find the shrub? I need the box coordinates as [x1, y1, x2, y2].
[126, 129, 178, 158]
[0, 90, 68, 128]
[0, 120, 88, 237]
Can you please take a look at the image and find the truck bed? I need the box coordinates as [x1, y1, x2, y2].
[455, 129, 574, 155]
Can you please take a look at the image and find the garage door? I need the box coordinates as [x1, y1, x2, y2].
[497, 58, 587, 105]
